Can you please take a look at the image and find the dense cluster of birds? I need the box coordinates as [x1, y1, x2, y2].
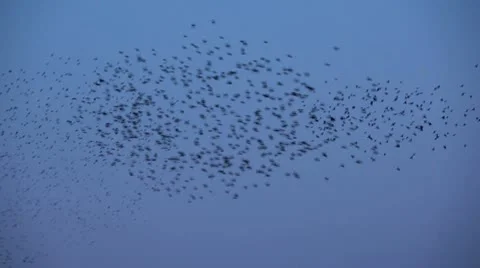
[1, 19, 479, 267]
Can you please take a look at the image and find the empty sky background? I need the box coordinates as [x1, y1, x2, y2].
[1, 0, 480, 267]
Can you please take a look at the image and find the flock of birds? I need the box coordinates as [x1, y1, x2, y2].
[1, 19, 479, 267]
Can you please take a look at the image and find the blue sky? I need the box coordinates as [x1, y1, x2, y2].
[1, 0, 479, 267]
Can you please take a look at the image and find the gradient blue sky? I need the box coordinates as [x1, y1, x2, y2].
[1, 0, 480, 267]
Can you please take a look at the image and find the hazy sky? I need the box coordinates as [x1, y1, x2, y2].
[1, 0, 480, 267]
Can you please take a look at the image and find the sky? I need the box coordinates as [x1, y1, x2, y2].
[1, 0, 480, 267]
